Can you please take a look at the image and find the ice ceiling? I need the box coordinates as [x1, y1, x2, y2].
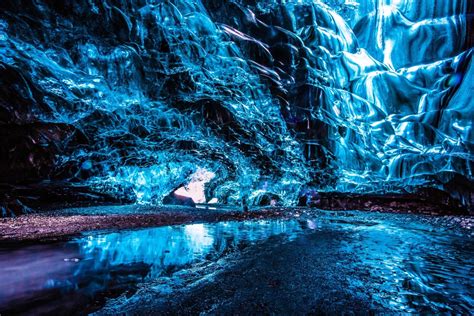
[0, 0, 473, 207]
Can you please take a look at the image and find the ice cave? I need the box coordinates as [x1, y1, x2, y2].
[0, 0, 473, 314]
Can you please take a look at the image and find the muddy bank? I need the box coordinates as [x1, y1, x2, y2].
[1, 204, 473, 243]
[0, 206, 296, 243]
[301, 191, 471, 215]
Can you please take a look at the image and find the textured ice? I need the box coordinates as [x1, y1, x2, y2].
[0, 0, 472, 207]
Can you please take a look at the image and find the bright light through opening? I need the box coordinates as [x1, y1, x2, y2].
[174, 168, 216, 203]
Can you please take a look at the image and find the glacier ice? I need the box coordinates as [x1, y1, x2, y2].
[0, 0, 472, 208]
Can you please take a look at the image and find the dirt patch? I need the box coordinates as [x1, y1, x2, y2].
[0, 207, 294, 243]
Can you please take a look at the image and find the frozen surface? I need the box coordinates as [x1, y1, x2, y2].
[0, 211, 473, 314]
[0, 0, 473, 206]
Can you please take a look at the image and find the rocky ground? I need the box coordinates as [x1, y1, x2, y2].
[0, 205, 295, 243]
[1, 203, 472, 243]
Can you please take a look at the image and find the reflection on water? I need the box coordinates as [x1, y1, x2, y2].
[341, 222, 474, 313]
[0, 220, 302, 314]
[77, 221, 302, 279]
[0, 212, 473, 314]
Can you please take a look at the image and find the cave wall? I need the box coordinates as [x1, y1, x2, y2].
[0, 0, 472, 211]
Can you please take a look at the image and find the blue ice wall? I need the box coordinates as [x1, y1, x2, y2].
[0, 0, 472, 206]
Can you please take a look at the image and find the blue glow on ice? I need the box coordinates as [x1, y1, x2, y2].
[0, 0, 472, 206]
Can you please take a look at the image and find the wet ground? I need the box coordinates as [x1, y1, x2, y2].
[0, 209, 473, 315]
[0, 205, 292, 242]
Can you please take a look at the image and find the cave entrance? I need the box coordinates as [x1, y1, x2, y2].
[173, 168, 216, 204]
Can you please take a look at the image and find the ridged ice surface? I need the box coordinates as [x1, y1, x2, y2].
[0, 0, 473, 206]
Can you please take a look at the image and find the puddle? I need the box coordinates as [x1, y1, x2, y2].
[0, 220, 303, 314]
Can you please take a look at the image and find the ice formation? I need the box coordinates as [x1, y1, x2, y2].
[0, 0, 472, 207]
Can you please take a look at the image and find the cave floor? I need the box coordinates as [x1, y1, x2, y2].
[1, 203, 471, 243]
[0, 205, 302, 243]
[0, 207, 473, 314]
